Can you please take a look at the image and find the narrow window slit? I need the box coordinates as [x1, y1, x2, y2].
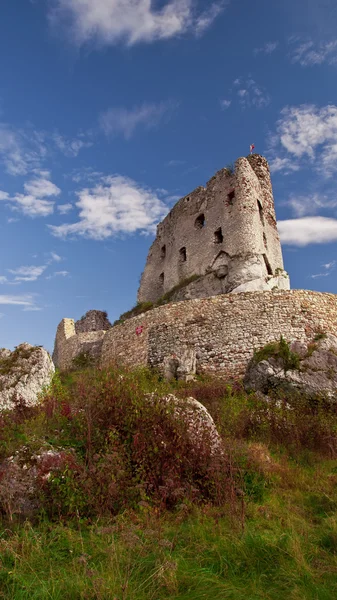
[179, 247, 187, 263]
[161, 245, 166, 259]
[214, 227, 224, 244]
[263, 254, 273, 276]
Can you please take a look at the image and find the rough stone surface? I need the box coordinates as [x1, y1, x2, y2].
[138, 155, 289, 304]
[244, 334, 337, 398]
[159, 394, 223, 456]
[53, 290, 337, 380]
[0, 447, 76, 518]
[0, 343, 55, 411]
[75, 310, 112, 334]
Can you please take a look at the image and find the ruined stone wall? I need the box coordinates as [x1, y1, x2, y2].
[75, 310, 112, 334]
[53, 318, 107, 371]
[138, 155, 289, 304]
[54, 291, 337, 378]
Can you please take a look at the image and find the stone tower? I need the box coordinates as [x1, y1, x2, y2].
[138, 154, 289, 303]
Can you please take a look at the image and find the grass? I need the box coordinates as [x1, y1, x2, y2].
[0, 367, 337, 598]
[113, 275, 202, 325]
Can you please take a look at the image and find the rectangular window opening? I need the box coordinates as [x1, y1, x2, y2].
[179, 247, 187, 263]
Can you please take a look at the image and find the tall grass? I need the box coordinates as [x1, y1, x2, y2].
[0, 366, 337, 598]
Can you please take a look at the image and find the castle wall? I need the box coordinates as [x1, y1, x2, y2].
[54, 291, 337, 378]
[138, 155, 288, 304]
[53, 318, 107, 371]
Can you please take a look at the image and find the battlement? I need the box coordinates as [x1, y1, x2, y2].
[138, 155, 290, 304]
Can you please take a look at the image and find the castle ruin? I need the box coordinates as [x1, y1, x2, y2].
[53, 155, 316, 379]
[138, 154, 289, 303]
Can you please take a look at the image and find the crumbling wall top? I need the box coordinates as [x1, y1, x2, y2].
[75, 310, 112, 334]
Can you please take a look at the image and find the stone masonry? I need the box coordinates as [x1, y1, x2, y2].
[53, 290, 337, 379]
[138, 154, 290, 304]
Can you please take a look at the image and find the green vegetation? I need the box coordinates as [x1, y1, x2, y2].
[253, 336, 300, 371]
[224, 163, 235, 176]
[113, 275, 201, 325]
[0, 367, 336, 598]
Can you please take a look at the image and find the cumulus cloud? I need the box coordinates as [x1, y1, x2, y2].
[290, 38, 337, 66]
[49, 174, 169, 239]
[48, 0, 226, 47]
[0, 172, 61, 217]
[8, 265, 48, 282]
[269, 104, 337, 176]
[0, 277, 7, 284]
[99, 102, 176, 139]
[278, 216, 337, 246]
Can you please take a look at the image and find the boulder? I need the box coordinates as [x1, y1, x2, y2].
[244, 334, 337, 399]
[157, 394, 223, 457]
[0, 446, 76, 519]
[0, 343, 55, 411]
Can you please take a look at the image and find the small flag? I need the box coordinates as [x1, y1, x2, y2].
[136, 325, 144, 336]
[250, 144, 255, 154]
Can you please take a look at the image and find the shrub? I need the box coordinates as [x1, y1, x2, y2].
[253, 336, 300, 372]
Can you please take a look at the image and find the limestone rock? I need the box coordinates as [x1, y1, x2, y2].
[244, 335, 337, 399]
[158, 394, 223, 457]
[0, 343, 55, 411]
[0, 446, 75, 518]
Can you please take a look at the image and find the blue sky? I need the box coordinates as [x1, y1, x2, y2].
[1, 0, 337, 352]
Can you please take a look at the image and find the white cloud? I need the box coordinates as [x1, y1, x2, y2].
[53, 133, 93, 157]
[220, 99, 231, 110]
[50, 252, 63, 262]
[269, 157, 300, 174]
[0, 294, 37, 307]
[311, 260, 336, 278]
[8, 265, 48, 282]
[285, 193, 337, 217]
[278, 216, 337, 246]
[0, 276, 7, 284]
[48, 0, 226, 47]
[269, 104, 337, 176]
[46, 270, 69, 280]
[195, 3, 224, 36]
[99, 102, 176, 139]
[233, 78, 271, 109]
[254, 41, 279, 55]
[0, 173, 61, 217]
[290, 38, 337, 66]
[0, 313, 4, 319]
[49, 174, 169, 239]
[0, 123, 46, 176]
[165, 159, 185, 167]
[57, 203, 73, 214]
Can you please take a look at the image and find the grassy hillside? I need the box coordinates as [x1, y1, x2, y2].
[0, 366, 336, 599]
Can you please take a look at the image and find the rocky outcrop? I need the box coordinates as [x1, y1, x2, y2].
[0, 343, 55, 411]
[244, 334, 337, 399]
[0, 446, 76, 519]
